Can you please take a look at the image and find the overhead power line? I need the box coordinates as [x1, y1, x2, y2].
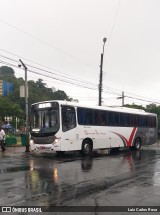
[0, 58, 98, 91]
[0, 53, 160, 105]
[0, 20, 96, 71]
[0, 52, 98, 88]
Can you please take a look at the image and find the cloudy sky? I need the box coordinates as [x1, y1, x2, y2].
[0, 0, 160, 106]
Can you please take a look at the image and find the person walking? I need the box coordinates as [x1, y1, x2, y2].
[0, 126, 6, 151]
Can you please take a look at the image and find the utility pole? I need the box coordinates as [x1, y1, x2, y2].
[99, 38, 107, 106]
[19, 59, 30, 152]
[117, 91, 125, 106]
[122, 91, 124, 106]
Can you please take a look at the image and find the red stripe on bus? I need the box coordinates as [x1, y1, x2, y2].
[112, 127, 137, 147]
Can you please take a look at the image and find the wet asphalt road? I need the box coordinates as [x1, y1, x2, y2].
[1, 144, 160, 215]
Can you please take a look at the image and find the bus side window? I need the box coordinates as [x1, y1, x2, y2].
[149, 116, 156, 128]
[134, 115, 139, 127]
[120, 113, 125, 126]
[120, 113, 131, 127]
[62, 106, 76, 132]
[77, 107, 83, 125]
[139, 115, 147, 127]
[101, 111, 108, 126]
[68, 111, 76, 129]
[77, 107, 93, 125]
[126, 114, 131, 127]
[93, 110, 99, 125]
[108, 111, 119, 126]
[85, 109, 93, 125]
[115, 112, 120, 126]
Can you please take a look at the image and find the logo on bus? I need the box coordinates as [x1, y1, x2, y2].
[112, 127, 137, 147]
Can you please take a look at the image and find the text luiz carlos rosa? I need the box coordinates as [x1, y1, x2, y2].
[128, 207, 157, 212]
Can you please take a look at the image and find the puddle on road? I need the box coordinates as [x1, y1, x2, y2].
[1, 148, 160, 207]
[0, 165, 30, 174]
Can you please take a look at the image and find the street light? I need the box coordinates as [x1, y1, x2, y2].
[18, 59, 30, 152]
[99, 37, 107, 106]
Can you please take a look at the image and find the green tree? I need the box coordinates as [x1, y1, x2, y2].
[0, 66, 77, 130]
[124, 103, 145, 111]
[0, 66, 15, 77]
[0, 97, 23, 123]
[36, 79, 47, 88]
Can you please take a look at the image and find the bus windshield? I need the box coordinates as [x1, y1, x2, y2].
[31, 109, 60, 134]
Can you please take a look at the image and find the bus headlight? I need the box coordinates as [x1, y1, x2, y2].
[30, 139, 34, 144]
[53, 138, 61, 145]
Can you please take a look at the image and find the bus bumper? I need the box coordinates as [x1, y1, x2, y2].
[30, 144, 60, 151]
[30, 142, 60, 152]
[30, 143, 54, 151]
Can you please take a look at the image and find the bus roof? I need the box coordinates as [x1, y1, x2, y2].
[31, 100, 157, 116]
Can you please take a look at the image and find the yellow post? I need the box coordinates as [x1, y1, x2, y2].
[0, 80, 3, 96]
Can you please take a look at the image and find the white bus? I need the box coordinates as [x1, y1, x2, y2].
[30, 100, 158, 155]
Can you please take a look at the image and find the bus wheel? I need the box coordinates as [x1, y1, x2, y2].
[131, 138, 141, 151]
[82, 141, 92, 156]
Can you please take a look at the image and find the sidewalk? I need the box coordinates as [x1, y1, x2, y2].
[0, 146, 29, 156]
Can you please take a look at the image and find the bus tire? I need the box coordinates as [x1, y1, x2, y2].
[131, 138, 141, 151]
[81, 140, 92, 156]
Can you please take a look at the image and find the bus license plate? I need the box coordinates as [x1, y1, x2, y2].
[40, 146, 45, 149]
